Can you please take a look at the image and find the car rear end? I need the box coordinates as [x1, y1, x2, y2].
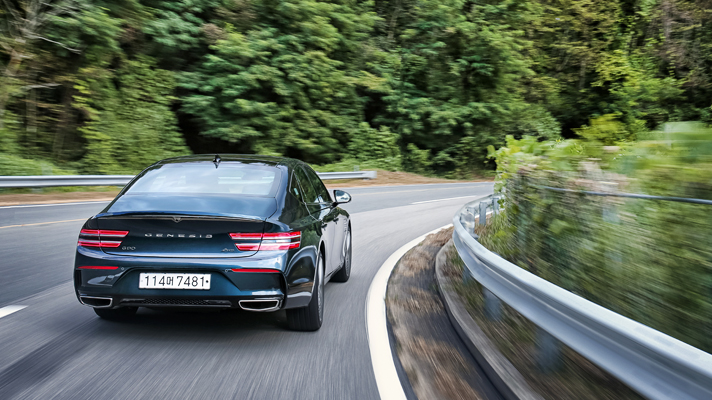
[73, 158, 300, 313]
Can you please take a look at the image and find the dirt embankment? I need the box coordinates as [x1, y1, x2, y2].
[387, 227, 496, 400]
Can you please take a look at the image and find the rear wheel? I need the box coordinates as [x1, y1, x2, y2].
[331, 228, 351, 283]
[94, 307, 138, 320]
[287, 253, 324, 331]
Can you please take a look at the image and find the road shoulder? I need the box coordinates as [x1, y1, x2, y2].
[386, 228, 503, 400]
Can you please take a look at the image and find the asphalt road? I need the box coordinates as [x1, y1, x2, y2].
[0, 182, 493, 400]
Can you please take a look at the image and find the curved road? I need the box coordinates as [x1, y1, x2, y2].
[0, 182, 493, 400]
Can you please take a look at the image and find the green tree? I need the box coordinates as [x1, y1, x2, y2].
[368, 0, 558, 174]
[141, 0, 223, 67]
[74, 56, 189, 173]
[180, 0, 376, 163]
[1, 0, 711, 178]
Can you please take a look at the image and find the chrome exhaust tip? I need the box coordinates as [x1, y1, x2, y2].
[238, 298, 281, 312]
[79, 296, 113, 308]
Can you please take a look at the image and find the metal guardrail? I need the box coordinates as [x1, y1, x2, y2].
[314, 171, 377, 181]
[453, 195, 712, 400]
[536, 185, 712, 206]
[0, 175, 135, 188]
[0, 171, 377, 188]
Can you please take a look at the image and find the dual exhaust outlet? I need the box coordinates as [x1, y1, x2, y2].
[79, 295, 281, 312]
[237, 299, 281, 312]
[79, 296, 113, 308]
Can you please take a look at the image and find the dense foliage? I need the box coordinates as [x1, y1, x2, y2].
[484, 122, 712, 352]
[1, 0, 711, 175]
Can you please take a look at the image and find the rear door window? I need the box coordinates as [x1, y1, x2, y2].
[289, 170, 305, 202]
[303, 166, 332, 203]
[294, 166, 319, 204]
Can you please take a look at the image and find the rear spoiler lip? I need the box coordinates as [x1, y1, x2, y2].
[94, 211, 266, 222]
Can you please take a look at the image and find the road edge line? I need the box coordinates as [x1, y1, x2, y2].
[0, 305, 27, 319]
[365, 223, 452, 400]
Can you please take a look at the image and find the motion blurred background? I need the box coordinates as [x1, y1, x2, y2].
[1, 0, 711, 179]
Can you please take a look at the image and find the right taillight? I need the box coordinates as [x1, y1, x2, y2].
[230, 232, 301, 251]
[78, 229, 129, 248]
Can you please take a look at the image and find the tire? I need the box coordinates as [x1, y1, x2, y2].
[94, 306, 138, 320]
[287, 253, 324, 331]
[331, 228, 351, 283]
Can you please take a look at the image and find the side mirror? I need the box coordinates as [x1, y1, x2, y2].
[333, 190, 352, 205]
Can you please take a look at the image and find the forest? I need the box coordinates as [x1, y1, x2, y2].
[1, 0, 711, 176]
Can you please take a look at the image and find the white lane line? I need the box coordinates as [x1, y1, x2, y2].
[0, 200, 110, 209]
[0, 305, 27, 319]
[411, 194, 488, 205]
[366, 223, 452, 400]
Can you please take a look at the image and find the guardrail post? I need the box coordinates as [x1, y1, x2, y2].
[479, 202, 487, 225]
[483, 288, 502, 321]
[461, 207, 476, 236]
[536, 328, 563, 373]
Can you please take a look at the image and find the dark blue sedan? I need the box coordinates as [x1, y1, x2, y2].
[73, 155, 352, 331]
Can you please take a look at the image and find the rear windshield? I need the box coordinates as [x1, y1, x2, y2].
[125, 162, 281, 197]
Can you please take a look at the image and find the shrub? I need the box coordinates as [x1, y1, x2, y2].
[484, 123, 712, 352]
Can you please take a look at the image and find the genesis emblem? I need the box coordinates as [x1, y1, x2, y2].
[144, 233, 213, 238]
[172, 216, 182, 223]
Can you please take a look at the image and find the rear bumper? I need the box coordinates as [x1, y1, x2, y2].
[78, 293, 283, 312]
[74, 246, 318, 311]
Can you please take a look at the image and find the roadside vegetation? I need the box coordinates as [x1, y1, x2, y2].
[482, 121, 712, 353]
[2, 0, 712, 178]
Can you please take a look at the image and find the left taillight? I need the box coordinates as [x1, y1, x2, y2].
[230, 232, 301, 251]
[78, 229, 129, 248]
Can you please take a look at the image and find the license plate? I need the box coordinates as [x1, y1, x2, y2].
[139, 273, 211, 290]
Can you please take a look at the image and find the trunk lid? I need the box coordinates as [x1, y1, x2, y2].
[96, 195, 278, 258]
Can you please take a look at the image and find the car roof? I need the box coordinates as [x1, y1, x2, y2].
[154, 154, 307, 169]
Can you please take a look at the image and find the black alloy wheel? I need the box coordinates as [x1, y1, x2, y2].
[287, 252, 324, 331]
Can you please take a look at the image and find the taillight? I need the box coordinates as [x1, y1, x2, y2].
[260, 232, 302, 250]
[229, 232, 301, 251]
[78, 229, 129, 248]
[229, 233, 263, 251]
